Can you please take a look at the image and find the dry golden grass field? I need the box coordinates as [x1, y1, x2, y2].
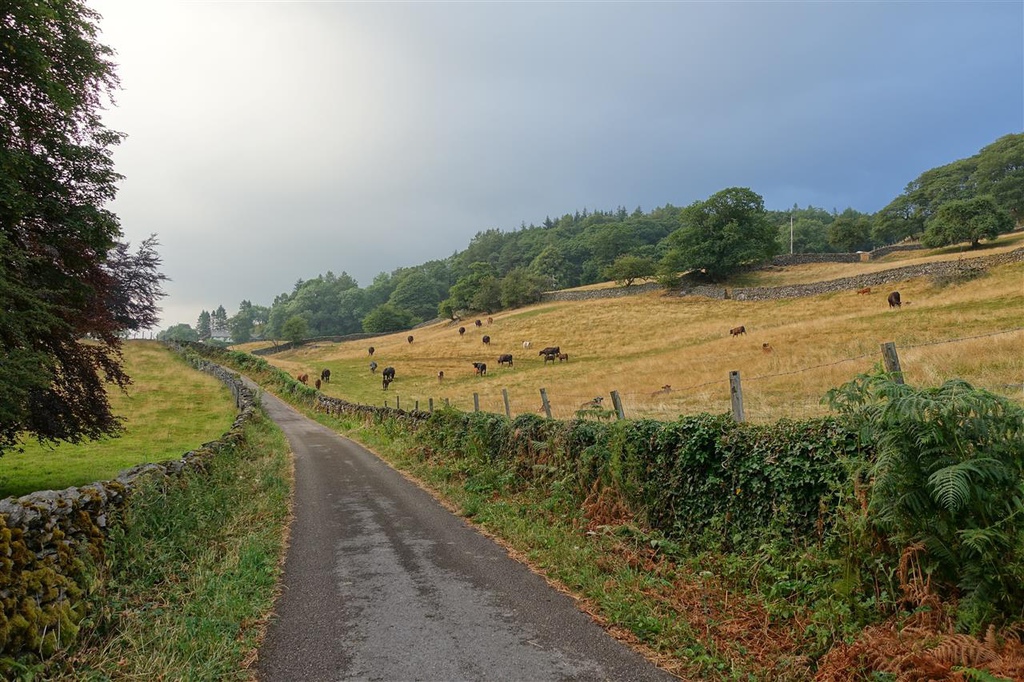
[247, 241, 1023, 424]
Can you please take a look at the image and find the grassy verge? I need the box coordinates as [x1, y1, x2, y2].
[32, 411, 292, 681]
[1, 341, 238, 498]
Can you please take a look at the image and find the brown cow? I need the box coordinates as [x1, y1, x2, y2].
[730, 326, 746, 336]
[856, 287, 871, 295]
[407, 335, 414, 344]
[297, 373, 309, 385]
[315, 378, 321, 390]
[538, 346, 560, 357]
[437, 370, 444, 383]
[762, 343, 774, 354]
[487, 317, 493, 325]
[888, 291, 902, 308]
[475, 319, 482, 327]
[558, 353, 569, 362]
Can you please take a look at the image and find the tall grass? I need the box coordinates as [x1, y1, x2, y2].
[38, 413, 291, 681]
[0, 341, 238, 498]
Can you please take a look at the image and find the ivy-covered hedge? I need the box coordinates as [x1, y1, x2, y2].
[411, 410, 859, 551]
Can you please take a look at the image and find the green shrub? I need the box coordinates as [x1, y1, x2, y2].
[828, 371, 1024, 629]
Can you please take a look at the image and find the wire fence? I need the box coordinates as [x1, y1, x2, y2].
[382, 328, 1024, 424]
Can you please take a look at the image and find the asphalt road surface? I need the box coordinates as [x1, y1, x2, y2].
[252, 386, 676, 682]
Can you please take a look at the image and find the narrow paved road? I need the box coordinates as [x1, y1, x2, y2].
[252, 387, 676, 681]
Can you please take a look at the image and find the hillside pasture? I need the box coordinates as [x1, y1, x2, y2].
[258, 256, 1023, 423]
[0, 341, 238, 498]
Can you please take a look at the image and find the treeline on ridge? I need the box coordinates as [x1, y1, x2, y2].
[161, 133, 1022, 344]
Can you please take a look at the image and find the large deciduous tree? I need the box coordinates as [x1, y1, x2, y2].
[922, 195, 1013, 249]
[658, 187, 778, 282]
[1, 2, 165, 454]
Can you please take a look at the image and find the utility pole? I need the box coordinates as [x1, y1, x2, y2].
[790, 213, 794, 254]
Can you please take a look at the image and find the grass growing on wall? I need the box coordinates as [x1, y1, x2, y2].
[0, 341, 238, 499]
[34, 411, 292, 681]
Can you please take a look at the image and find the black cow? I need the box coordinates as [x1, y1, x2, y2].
[459, 326, 466, 336]
[475, 319, 482, 327]
[407, 335, 414, 344]
[497, 354, 513, 367]
[482, 335, 491, 345]
[472, 362, 487, 376]
[382, 366, 395, 389]
[320, 368, 331, 383]
[729, 325, 746, 337]
[538, 346, 560, 357]
[888, 291, 902, 308]
[543, 352, 558, 364]
[369, 361, 378, 374]
[368, 346, 375, 356]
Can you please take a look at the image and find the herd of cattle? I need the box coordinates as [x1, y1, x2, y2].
[296, 290, 904, 393]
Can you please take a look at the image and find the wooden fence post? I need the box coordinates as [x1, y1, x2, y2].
[473, 393, 480, 412]
[414, 400, 419, 412]
[540, 388, 552, 419]
[729, 371, 745, 423]
[444, 398, 450, 407]
[429, 398, 434, 413]
[502, 389, 511, 418]
[396, 396, 400, 411]
[610, 390, 625, 420]
[880, 341, 904, 384]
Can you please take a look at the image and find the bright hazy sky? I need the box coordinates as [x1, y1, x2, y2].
[90, 1, 1024, 332]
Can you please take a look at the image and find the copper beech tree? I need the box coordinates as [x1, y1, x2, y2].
[0, 2, 165, 454]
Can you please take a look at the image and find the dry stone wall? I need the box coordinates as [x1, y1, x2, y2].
[0, 349, 256, 660]
[541, 248, 1023, 304]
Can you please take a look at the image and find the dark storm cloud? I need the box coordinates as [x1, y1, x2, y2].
[91, 1, 1023, 329]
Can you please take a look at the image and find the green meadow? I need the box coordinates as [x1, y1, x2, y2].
[0, 341, 238, 499]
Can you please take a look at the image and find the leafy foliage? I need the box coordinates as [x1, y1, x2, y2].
[659, 187, 779, 282]
[827, 372, 1024, 628]
[0, 2, 166, 454]
[922, 195, 1013, 248]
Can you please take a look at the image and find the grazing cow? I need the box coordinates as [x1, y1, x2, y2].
[497, 354, 513, 367]
[315, 378, 321, 390]
[888, 291, 902, 308]
[730, 325, 746, 337]
[368, 346, 375, 356]
[369, 361, 378, 374]
[407, 335, 414, 344]
[475, 319, 482, 327]
[522, 341, 531, 349]
[297, 373, 309, 385]
[856, 287, 871, 295]
[543, 352, 558, 364]
[538, 346, 560, 357]
[459, 327, 466, 336]
[382, 366, 395, 389]
[557, 353, 569, 363]
[472, 362, 487, 376]
[762, 343, 774, 354]
[650, 385, 672, 397]
[482, 335, 490, 345]
[320, 368, 331, 383]
[437, 370, 444, 383]
[487, 317, 493, 325]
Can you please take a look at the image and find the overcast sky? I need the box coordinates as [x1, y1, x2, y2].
[90, 1, 1024, 332]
